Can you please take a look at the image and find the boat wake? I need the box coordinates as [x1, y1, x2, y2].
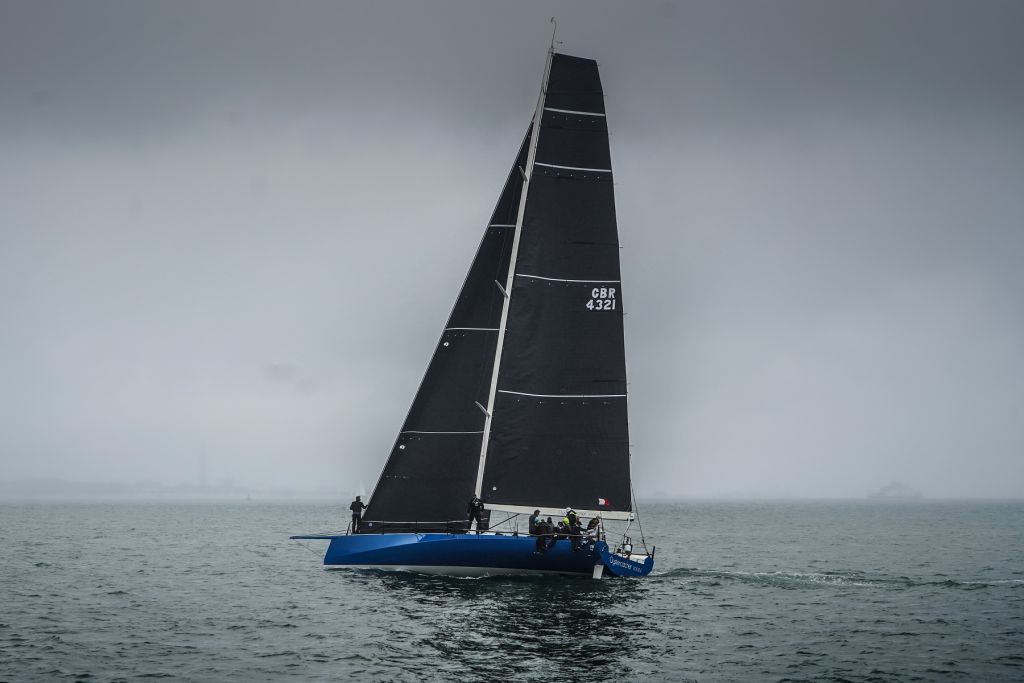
[655, 567, 1024, 590]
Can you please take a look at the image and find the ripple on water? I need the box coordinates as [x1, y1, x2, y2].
[2, 501, 1023, 682]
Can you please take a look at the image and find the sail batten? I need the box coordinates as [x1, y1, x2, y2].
[516, 273, 620, 283]
[543, 107, 606, 117]
[534, 162, 612, 173]
[497, 390, 627, 399]
[400, 430, 485, 435]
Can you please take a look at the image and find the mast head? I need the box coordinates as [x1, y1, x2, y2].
[549, 17, 562, 53]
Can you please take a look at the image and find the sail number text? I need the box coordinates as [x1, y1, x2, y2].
[586, 287, 617, 311]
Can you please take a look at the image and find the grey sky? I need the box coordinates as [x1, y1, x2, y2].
[2, 1, 1022, 498]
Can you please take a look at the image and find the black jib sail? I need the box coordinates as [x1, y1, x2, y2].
[359, 129, 531, 532]
[479, 54, 632, 519]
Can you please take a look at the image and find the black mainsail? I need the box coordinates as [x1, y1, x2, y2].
[362, 52, 632, 531]
[479, 54, 631, 520]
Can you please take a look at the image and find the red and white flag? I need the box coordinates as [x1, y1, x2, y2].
[597, 497, 611, 507]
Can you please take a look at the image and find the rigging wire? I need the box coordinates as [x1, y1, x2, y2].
[490, 512, 519, 531]
[291, 538, 325, 559]
[630, 482, 651, 555]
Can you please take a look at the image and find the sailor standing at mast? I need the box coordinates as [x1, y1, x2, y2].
[467, 494, 485, 534]
[349, 496, 366, 534]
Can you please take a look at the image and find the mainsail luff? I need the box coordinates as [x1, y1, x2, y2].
[473, 47, 555, 499]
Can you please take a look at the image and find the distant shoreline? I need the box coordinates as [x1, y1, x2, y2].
[0, 478, 342, 502]
[2, 478, 1019, 503]
[2, 494, 1021, 504]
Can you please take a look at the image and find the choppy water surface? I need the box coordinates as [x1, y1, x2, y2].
[2, 501, 1021, 681]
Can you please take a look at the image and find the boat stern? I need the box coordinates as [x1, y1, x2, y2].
[596, 541, 655, 577]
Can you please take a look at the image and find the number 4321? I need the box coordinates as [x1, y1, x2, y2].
[586, 287, 617, 311]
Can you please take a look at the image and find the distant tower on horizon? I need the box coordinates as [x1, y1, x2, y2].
[868, 481, 923, 500]
[199, 448, 209, 490]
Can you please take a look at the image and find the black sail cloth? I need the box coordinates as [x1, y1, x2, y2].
[482, 54, 632, 516]
[359, 129, 531, 532]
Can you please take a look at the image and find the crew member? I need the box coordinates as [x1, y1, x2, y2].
[529, 509, 542, 535]
[544, 516, 556, 549]
[560, 508, 581, 551]
[467, 494, 485, 533]
[534, 516, 550, 552]
[556, 517, 570, 544]
[349, 496, 366, 533]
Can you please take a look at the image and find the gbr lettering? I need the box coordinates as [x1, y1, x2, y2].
[585, 286, 617, 311]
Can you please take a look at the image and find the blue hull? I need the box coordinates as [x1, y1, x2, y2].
[290, 533, 652, 577]
[597, 542, 655, 577]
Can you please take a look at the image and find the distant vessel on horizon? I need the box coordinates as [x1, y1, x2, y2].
[868, 481, 923, 500]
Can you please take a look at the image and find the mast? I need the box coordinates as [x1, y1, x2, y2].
[474, 49, 555, 498]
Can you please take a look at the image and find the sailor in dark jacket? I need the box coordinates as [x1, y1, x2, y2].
[535, 516, 553, 552]
[569, 518, 583, 551]
[561, 508, 582, 551]
[349, 496, 366, 533]
[467, 495, 485, 533]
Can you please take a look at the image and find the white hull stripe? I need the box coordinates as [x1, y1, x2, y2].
[516, 273, 620, 284]
[544, 107, 606, 117]
[401, 430, 484, 435]
[488, 224, 515, 228]
[535, 162, 612, 173]
[445, 327, 498, 331]
[498, 390, 626, 399]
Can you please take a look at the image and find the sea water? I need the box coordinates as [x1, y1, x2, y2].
[1, 501, 1021, 682]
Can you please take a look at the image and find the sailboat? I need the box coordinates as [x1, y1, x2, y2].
[292, 48, 654, 578]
